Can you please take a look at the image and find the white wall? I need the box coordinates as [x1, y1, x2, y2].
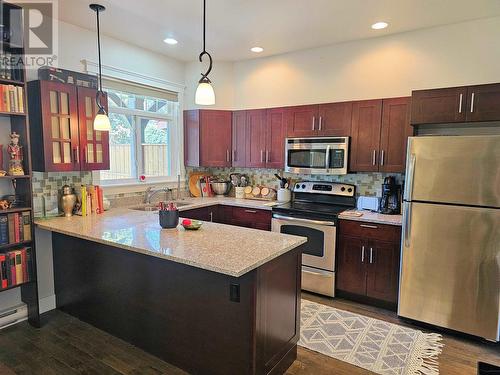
[186, 16, 500, 110]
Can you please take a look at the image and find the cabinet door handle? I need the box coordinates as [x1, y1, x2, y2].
[361, 245, 365, 263]
[265, 150, 269, 163]
[360, 224, 378, 229]
[369, 247, 374, 264]
[312, 116, 316, 131]
[470, 92, 475, 113]
[226, 150, 230, 162]
[232, 150, 236, 162]
[209, 211, 213, 222]
[74, 146, 80, 164]
[244, 209, 257, 214]
[318, 116, 323, 131]
[380, 150, 385, 166]
[260, 150, 264, 163]
[372, 150, 377, 166]
[458, 93, 463, 113]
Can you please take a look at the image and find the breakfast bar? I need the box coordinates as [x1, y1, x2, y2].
[36, 208, 307, 375]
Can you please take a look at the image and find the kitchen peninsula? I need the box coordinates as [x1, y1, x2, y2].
[36, 207, 307, 375]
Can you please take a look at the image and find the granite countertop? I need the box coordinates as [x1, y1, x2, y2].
[338, 210, 403, 226]
[35, 206, 306, 277]
[174, 196, 280, 211]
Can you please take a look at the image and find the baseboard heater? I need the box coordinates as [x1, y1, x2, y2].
[0, 304, 27, 329]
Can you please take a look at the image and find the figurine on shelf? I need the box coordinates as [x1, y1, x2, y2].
[0, 145, 5, 176]
[7, 132, 25, 176]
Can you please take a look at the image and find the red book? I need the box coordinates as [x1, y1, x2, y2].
[9, 252, 16, 285]
[14, 213, 20, 243]
[21, 248, 27, 283]
[0, 254, 7, 288]
[97, 186, 104, 214]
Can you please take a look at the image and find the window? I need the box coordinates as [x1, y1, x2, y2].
[98, 80, 180, 185]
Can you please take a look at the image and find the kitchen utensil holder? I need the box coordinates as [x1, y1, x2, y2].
[159, 210, 179, 229]
[235, 186, 245, 199]
[277, 188, 291, 203]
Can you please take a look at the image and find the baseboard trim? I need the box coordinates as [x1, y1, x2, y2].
[39, 295, 56, 314]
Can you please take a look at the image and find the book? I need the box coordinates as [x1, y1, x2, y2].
[21, 248, 27, 283]
[22, 211, 31, 241]
[81, 186, 87, 216]
[14, 250, 22, 284]
[0, 254, 7, 288]
[0, 215, 8, 245]
[13, 213, 20, 243]
[9, 252, 16, 285]
[25, 248, 32, 282]
[7, 213, 15, 244]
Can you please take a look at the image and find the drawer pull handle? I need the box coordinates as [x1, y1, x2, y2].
[244, 210, 257, 214]
[360, 224, 378, 229]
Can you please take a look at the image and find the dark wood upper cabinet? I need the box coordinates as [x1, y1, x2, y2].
[77, 87, 110, 171]
[379, 97, 412, 173]
[246, 109, 267, 168]
[285, 105, 318, 137]
[28, 80, 109, 172]
[466, 83, 500, 122]
[184, 110, 200, 167]
[184, 109, 232, 168]
[318, 102, 352, 136]
[349, 99, 383, 172]
[231, 110, 247, 167]
[411, 87, 468, 125]
[265, 108, 286, 168]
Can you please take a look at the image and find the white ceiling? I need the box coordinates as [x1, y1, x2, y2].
[59, 0, 500, 62]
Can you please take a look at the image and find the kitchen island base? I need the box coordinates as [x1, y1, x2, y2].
[52, 233, 302, 375]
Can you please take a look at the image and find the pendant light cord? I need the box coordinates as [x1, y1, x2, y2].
[96, 8, 103, 93]
[198, 0, 212, 82]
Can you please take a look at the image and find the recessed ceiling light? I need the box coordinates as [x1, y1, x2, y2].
[163, 38, 178, 45]
[250, 46, 264, 53]
[371, 22, 388, 30]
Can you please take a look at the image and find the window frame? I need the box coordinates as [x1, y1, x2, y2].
[93, 86, 183, 190]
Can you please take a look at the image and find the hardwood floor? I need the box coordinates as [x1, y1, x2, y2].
[0, 294, 498, 374]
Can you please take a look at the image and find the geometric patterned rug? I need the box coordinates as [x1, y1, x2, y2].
[299, 300, 444, 375]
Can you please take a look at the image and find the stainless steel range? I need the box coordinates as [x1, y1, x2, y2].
[271, 181, 356, 297]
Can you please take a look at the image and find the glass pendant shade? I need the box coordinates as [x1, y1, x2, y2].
[94, 108, 111, 131]
[195, 79, 215, 105]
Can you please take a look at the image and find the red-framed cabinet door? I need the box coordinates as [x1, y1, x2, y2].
[40, 81, 80, 172]
[77, 87, 110, 171]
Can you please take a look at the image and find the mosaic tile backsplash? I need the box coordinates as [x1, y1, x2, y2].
[186, 167, 404, 198]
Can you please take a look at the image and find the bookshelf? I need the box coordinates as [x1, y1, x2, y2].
[0, 2, 40, 328]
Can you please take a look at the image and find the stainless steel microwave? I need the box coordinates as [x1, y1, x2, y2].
[284, 137, 349, 175]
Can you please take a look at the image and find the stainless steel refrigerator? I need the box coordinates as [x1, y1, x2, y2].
[398, 135, 500, 342]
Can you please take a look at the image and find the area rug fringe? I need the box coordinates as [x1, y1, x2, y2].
[406, 333, 444, 375]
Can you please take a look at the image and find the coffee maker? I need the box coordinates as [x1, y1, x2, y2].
[380, 176, 401, 215]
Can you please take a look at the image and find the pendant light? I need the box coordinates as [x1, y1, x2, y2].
[90, 4, 111, 131]
[195, 0, 215, 105]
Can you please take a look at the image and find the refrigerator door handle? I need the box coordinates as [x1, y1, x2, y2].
[404, 153, 416, 200]
[403, 201, 412, 248]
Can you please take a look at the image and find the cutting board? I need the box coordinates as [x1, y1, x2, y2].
[188, 173, 205, 197]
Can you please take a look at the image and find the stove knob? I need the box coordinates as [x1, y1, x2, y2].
[340, 187, 346, 192]
[295, 184, 300, 189]
[347, 188, 353, 193]
[301, 184, 306, 189]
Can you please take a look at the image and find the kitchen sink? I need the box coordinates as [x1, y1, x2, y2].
[129, 202, 192, 211]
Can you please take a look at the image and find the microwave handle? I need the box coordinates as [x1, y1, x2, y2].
[325, 145, 331, 169]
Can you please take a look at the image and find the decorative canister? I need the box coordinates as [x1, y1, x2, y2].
[60, 185, 77, 217]
[277, 188, 291, 203]
[235, 186, 245, 199]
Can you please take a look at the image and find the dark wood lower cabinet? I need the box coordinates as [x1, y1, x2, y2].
[52, 233, 303, 375]
[182, 205, 272, 231]
[337, 220, 401, 309]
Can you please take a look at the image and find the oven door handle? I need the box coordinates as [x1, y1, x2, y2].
[272, 214, 336, 226]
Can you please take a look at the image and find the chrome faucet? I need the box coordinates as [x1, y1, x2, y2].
[144, 187, 172, 204]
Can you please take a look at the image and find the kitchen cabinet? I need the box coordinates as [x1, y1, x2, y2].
[231, 110, 247, 167]
[286, 102, 352, 137]
[183, 109, 232, 168]
[265, 108, 286, 168]
[28, 80, 110, 172]
[411, 83, 500, 125]
[349, 99, 383, 172]
[181, 205, 272, 231]
[350, 97, 411, 173]
[337, 219, 401, 307]
[246, 109, 268, 168]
